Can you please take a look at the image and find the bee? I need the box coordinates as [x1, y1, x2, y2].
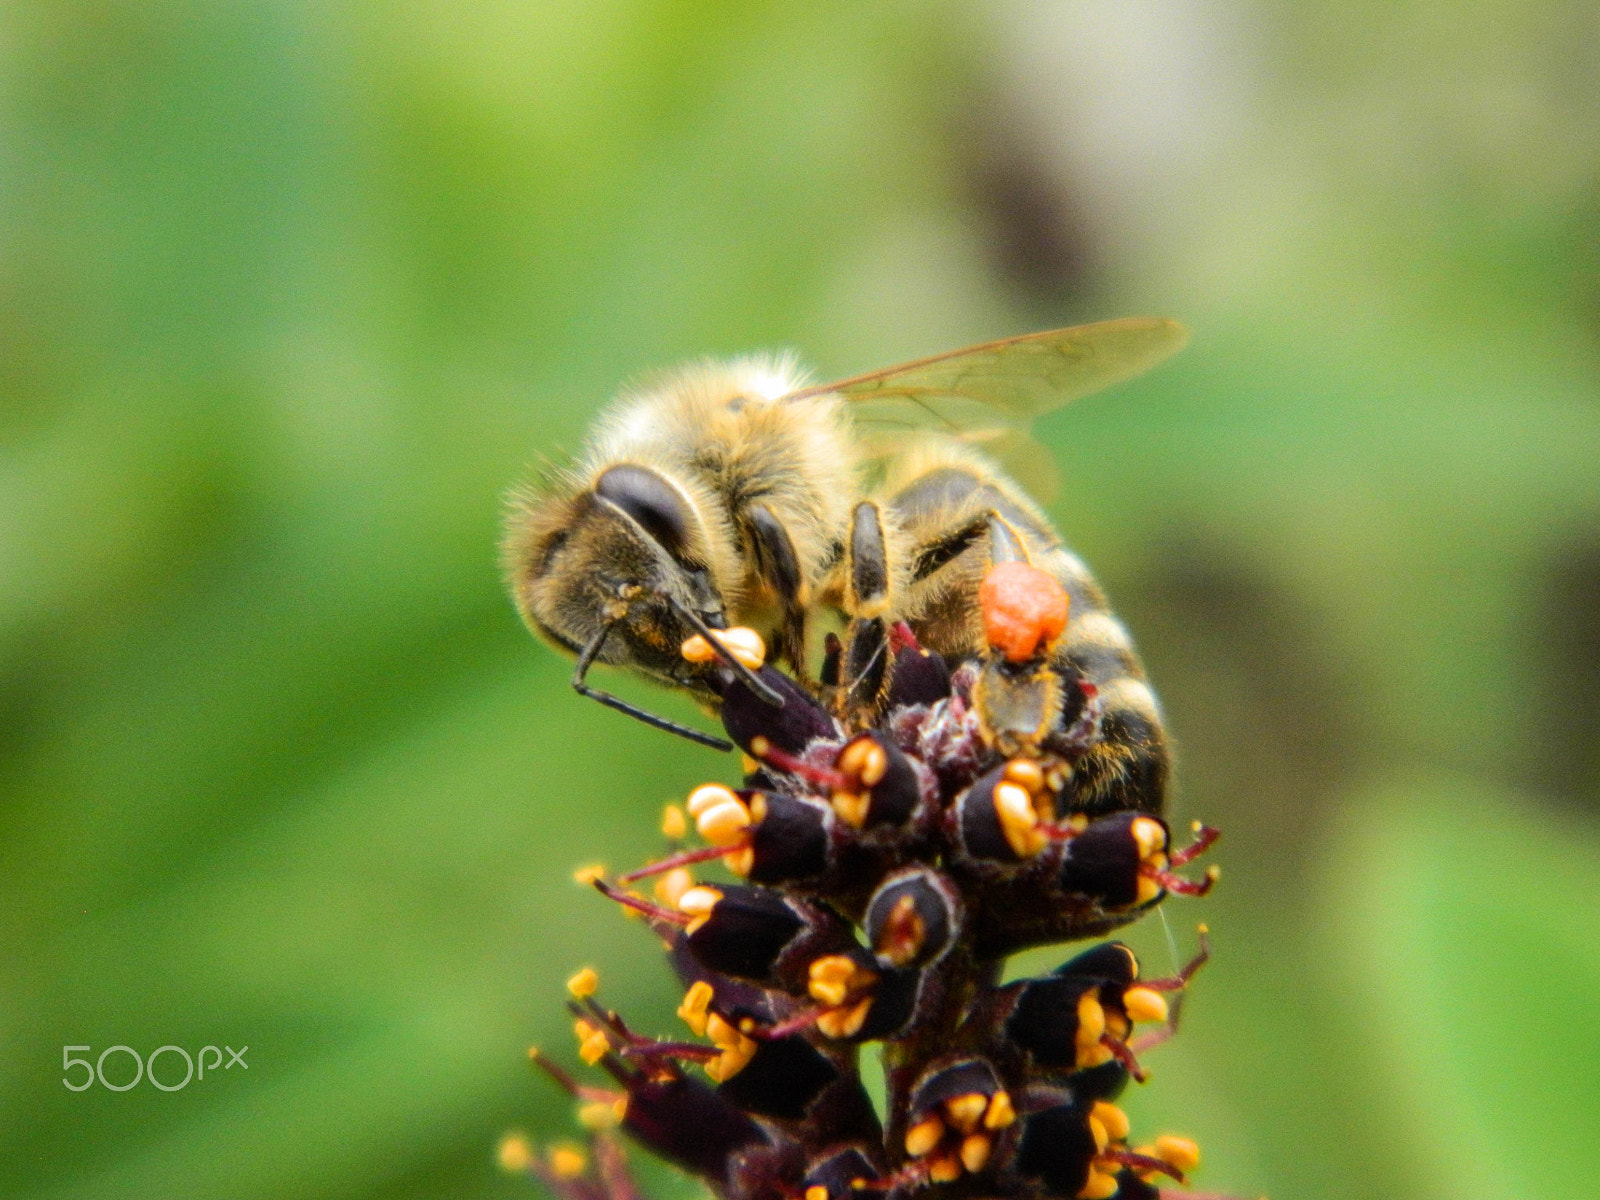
[501, 319, 1186, 762]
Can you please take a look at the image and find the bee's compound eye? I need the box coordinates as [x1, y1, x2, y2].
[594, 464, 695, 560]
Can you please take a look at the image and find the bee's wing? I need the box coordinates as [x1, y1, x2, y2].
[787, 317, 1187, 502]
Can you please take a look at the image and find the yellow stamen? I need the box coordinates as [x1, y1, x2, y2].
[1130, 816, 1167, 861]
[994, 781, 1048, 857]
[572, 863, 605, 885]
[660, 804, 687, 840]
[681, 627, 766, 670]
[577, 1100, 618, 1130]
[566, 967, 599, 999]
[1123, 986, 1169, 1025]
[1154, 1135, 1201, 1172]
[724, 846, 755, 877]
[1135, 875, 1162, 906]
[697, 796, 752, 846]
[927, 1154, 963, 1184]
[983, 1090, 1016, 1129]
[654, 867, 694, 907]
[1091, 1100, 1130, 1142]
[1076, 990, 1106, 1051]
[1078, 1168, 1119, 1199]
[832, 790, 871, 828]
[686, 783, 740, 818]
[549, 1145, 587, 1178]
[905, 1116, 945, 1157]
[495, 1133, 534, 1173]
[1088, 1115, 1109, 1153]
[806, 1188, 828, 1200]
[1002, 757, 1045, 793]
[943, 1092, 989, 1134]
[959, 1133, 992, 1174]
[677, 886, 723, 933]
[807, 955, 863, 1007]
[677, 980, 714, 1036]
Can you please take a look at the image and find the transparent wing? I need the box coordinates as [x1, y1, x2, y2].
[787, 317, 1187, 501]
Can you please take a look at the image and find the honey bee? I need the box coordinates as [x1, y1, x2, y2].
[501, 319, 1186, 762]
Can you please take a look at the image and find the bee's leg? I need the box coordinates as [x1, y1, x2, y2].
[571, 623, 735, 752]
[844, 501, 892, 619]
[746, 504, 809, 680]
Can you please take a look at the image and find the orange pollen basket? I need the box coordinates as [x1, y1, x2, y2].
[978, 562, 1070, 663]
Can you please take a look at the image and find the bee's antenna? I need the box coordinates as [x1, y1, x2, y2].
[666, 597, 786, 708]
[572, 624, 734, 752]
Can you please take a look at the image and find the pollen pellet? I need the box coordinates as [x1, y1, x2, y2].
[978, 561, 1070, 663]
[1079, 1168, 1120, 1200]
[654, 867, 693, 907]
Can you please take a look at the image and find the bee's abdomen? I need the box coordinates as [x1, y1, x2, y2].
[1044, 559, 1169, 815]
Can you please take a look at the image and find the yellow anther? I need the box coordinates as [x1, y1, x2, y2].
[1123, 986, 1169, 1025]
[983, 1090, 1016, 1129]
[724, 846, 755, 877]
[943, 1092, 990, 1134]
[1135, 875, 1163, 907]
[1091, 1101, 1130, 1142]
[816, 997, 872, 1039]
[1154, 1135, 1201, 1172]
[706, 1012, 739, 1047]
[1076, 990, 1107, 1048]
[578, 1029, 609, 1065]
[1130, 816, 1167, 861]
[831, 790, 871, 828]
[654, 867, 694, 907]
[928, 1154, 963, 1184]
[549, 1145, 587, 1178]
[1078, 1168, 1120, 1199]
[572, 863, 605, 885]
[660, 804, 687, 840]
[1088, 1114, 1109, 1152]
[1002, 757, 1045, 793]
[807, 955, 862, 1007]
[994, 781, 1048, 857]
[1206, 864, 1222, 884]
[687, 783, 740, 818]
[741, 753, 760, 774]
[566, 967, 599, 999]
[959, 1133, 992, 1174]
[905, 1116, 945, 1157]
[496, 1133, 534, 1173]
[697, 797, 752, 846]
[677, 980, 714, 1036]
[611, 1096, 629, 1122]
[681, 627, 767, 670]
[839, 737, 889, 786]
[677, 886, 723, 931]
[577, 1099, 618, 1130]
[806, 1188, 828, 1200]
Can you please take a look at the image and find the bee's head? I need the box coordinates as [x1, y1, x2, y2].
[504, 463, 729, 694]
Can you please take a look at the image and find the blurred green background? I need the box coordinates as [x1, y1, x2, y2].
[4, 2, 1599, 1198]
